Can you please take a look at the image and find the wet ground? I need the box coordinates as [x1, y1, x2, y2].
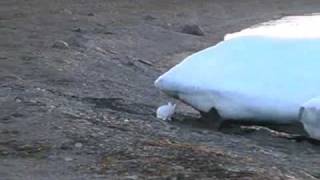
[2, 0, 320, 179]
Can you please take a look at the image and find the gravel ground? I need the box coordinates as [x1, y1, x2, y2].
[1, 0, 320, 179]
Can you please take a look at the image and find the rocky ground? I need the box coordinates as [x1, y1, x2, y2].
[2, 0, 320, 179]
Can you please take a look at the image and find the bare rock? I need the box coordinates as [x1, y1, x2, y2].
[74, 142, 83, 148]
[52, 40, 69, 49]
[64, 157, 73, 162]
[72, 27, 82, 33]
[180, 24, 204, 36]
[144, 15, 156, 21]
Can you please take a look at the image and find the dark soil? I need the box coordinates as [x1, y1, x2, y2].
[1, 0, 320, 179]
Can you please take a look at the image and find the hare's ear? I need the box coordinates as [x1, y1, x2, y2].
[168, 102, 172, 106]
[172, 104, 176, 109]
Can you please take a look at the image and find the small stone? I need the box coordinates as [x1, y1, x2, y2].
[172, 165, 185, 171]
[125, 175, 138, 180]
[124, 118, 129, 122]
[60, 141, 72, 150]
[166, 173, 186, 180]
[86, 150, 95, 155]
[47, 155, 57, 160]
[87, 12, 95, 16]
[60, 144, 70, 150]
[52, 40, 69, 49]
[98, 132, 105, 136]
[144, 15, 156, 21]
[167, 177, 177, 180]
[92, 127, 100, 131]
[91, 133, 99, 137]
[64, 157, 73, 162]
[180, 24, 204, 36]
[74, 142, 83, 148]
[62, 9, 73, 15]
[15, 98, 22, 103]
[0, 150, 9, 156]
[103, 31, 114, 35]
[35, 87, 45, 92]
[72, 27, 82, 33]
[29, 99, 38, 104]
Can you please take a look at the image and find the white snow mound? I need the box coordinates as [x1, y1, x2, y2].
[155, 15, 320, 123]
[225, 14, 320, 39]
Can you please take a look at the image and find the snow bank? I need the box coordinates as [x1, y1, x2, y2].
[155, 15, 320, 123]
[225, 14, 320, 39]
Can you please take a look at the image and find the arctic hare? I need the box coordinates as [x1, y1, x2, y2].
[156, 102, 176, 121]
[299, 97, 320, 140]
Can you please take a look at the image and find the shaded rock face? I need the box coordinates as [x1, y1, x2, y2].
[1, 0, 320, 179]
[180, 24, 205, 36]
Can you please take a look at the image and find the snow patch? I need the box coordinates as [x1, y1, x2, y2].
[155, 15, 320, 123]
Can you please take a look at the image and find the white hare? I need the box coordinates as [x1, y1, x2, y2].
[156, 102, 176, 121]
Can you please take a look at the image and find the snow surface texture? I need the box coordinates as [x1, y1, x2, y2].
[156, 102, 176, 121]
[299, 97, 320, 140]
[155, 15, 320, 123]
[225, 14, 320, 39]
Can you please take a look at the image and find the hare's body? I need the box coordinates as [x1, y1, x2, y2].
[156, 102, 176, 121]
